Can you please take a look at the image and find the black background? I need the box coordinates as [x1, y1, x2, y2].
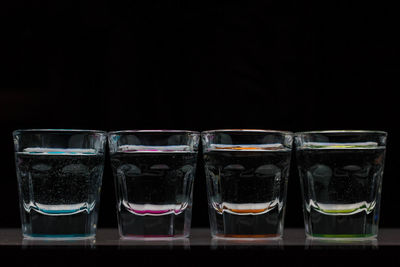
[1, 0, 399, 231]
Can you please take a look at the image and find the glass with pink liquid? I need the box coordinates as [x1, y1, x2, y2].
[108, 130, 200, 239]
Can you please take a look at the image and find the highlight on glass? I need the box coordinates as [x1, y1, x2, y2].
[108, 130, 200, 239]
[13, 129, 107, 239]
[295, 130, 387, 239]
[202, 129, 293, 239]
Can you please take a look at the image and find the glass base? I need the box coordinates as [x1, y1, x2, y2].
[119, 234, 189, 240]
[306, 233, 377, 241]
[212, 233, 282, 240]
[117, 209, 191, 238]
[23, 234, 95, 240]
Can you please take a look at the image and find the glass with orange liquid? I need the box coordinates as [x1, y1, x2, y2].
[202, 130, 293, 239]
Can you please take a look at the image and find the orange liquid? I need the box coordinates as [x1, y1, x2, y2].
[229, 208, 268, 213]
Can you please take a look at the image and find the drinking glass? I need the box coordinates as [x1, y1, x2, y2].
[13, 129, 107, 239]
[108, 130, 200, 239]
[295, 130, 387, 239]
[202, 129, 293, 239]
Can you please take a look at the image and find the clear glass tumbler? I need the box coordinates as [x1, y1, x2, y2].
[108, 130, 200, 239]
[202, 129, 293, 239]
[13, 129, 107, 239]
[295, 130, 387, 239]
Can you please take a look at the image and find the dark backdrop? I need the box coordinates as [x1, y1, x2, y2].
[1, 1, 399, 230]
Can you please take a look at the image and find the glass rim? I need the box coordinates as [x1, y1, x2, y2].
[294, 130, 387, 136]
[108, 130, 200, 135]
[201, 129, 293, 135]
[13, 129, 107, 135]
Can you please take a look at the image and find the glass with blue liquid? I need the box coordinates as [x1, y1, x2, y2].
[13, 129, 107, 239]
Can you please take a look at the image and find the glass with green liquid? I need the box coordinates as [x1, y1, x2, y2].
[295, 131, 387, 239]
